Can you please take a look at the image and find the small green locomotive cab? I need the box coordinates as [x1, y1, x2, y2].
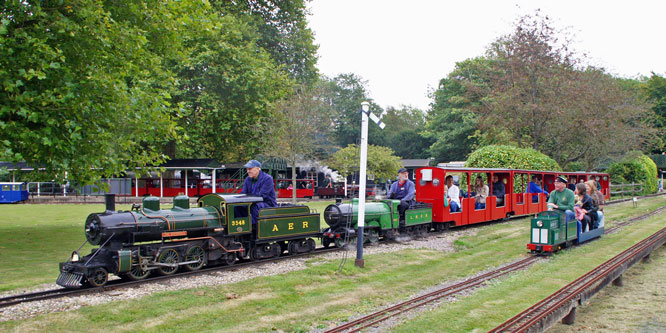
[321, 199, 433, 246]
[198, 193, 262, 235]
[527, 209, 603, 255]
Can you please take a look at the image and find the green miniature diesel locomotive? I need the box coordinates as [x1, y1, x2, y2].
[321, 198, 432, 247]
[58, 194, 321, 288]
[527, 210, 604, 254]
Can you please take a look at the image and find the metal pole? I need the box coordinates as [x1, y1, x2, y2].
[185, 170, 188, 197]
[212, 169, 216, 194]
[356, 101, 370, 268]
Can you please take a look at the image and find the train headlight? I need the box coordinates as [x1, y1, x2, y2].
[433, 178, 440, 187]
[536, 220, 543, 227]
[71, 251, 80, 262]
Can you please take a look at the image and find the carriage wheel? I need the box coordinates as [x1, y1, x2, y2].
[287, 241, 299, 255]
[306, 238, 316, 252]
[85, 267, 108, 287]
[366, 229, 379, 244]
[272, 243, 282, 257]
[223, 252, 236, 265]
[157, 248, 179, 275]
[184, 246, 205, 271]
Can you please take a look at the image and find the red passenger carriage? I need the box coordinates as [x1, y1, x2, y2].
[415, 167, 610, 230]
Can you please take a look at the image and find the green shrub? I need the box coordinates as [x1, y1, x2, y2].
[606, 151, 658, 194]
[465, 145, 561, 171]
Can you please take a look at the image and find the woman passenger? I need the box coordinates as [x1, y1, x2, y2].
[473, 176, 489, 209]
[585, 180, 604, 228]
[575, 183, 596, 232]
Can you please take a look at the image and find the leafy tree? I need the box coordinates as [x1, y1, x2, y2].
[326, 73, 386, 148]
[382, 106, 433, 159]
[642, 72, 666, 152]
[172, 13, 290, 162]
[450, 11, 654, 168]
[543, 69, 655, 169]
[264, 81, 335, 202]
[212, 0, 318, 83]
[425, 57, 494, 162]
[0, 0, 183, 184]
[327, 144, 402, 181]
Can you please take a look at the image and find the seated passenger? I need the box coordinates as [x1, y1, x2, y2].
[574, 183, 596, 232]
[585, 180, 604, 228]
[473, 176, 489, 209]
[567, 177, 576, 191]
[388, 168, 415, 220]
[527, 175, 548, 203]
[492, 175, 505, 207]
[445, 175, 461, 212]
[241, 160, 278, 224]
[547, 176, 576, 222]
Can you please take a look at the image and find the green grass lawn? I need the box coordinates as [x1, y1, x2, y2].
[0, 200, 337, 292]
[0, 196, 664, 332]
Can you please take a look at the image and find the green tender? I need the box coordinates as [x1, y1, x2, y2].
[257, 213, 320, 239]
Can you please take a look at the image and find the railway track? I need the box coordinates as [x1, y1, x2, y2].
[2, 194, 663, 311]
[324, 256, 542, 333]
[323, 202, 666, 333]
[490, 226, 666, 332]
[0, 246, 340, 309]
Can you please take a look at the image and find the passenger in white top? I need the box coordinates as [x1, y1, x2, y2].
[445, 175, 461, 212]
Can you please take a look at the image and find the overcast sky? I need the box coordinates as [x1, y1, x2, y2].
[307, 0, 666, 111]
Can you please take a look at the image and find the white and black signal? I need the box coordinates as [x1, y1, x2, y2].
[361, 105, 386, 130]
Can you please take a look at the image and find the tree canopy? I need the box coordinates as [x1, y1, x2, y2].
[327, 144, 402, 181]
[427, 12, 656, 169]
[1, 0, 183, 183]
[0, 0, 319, 184]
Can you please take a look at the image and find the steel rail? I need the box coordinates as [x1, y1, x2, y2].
[491, 226, 666, 332]
[325, 203, 666, 333]
[2, 194, 663, 310]
[324, 256, 541, 333]
[0, 246, 340, 309]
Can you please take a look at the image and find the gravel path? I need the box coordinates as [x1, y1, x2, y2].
[0, 228, 477, 322]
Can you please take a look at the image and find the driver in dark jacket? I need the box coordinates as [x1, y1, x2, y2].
[241, 160, 277, 224]
[388, 168, 415, 220]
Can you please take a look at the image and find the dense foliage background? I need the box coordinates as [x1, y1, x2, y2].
[1, 4, 664, 186]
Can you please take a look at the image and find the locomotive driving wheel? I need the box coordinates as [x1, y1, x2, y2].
[184, 246, 205, 271]
[366, 229, 379, 244]
[334, 236, 347, 248]
[124, 265, 151, 281]
[322, 237, 332, 248]
[157, 248, 179, 275]
[85, 267, 108, 287]
[223, 252, 236, 265]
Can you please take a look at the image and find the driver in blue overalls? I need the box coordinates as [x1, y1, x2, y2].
[388, 168, 415, 222]
[241, 160, 277, 224]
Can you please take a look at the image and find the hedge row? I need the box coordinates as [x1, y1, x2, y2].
[465, 145, 561, 171]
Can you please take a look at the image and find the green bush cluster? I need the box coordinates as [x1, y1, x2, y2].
[465, 145, 561, 171]
[606, 151, 658, 194]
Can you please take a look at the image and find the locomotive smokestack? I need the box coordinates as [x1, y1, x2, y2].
[105, 193, 116, 212]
